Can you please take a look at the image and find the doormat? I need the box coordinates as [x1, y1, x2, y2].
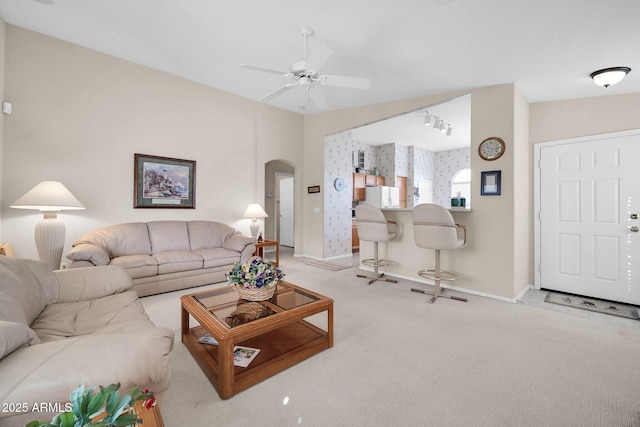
[305, 260, 351, 271]
[544, 292, 639, 320]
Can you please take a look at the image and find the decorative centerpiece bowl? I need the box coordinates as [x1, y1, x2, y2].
[227, 256, 284, 301]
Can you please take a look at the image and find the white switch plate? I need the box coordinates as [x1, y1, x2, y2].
[2, 102, 12, 114]
[314, 207, 320, 213]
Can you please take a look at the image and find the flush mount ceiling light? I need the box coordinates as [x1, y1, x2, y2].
[590, 67, 631, 88]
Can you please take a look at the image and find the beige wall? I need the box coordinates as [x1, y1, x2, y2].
[0, 17, 5, 237]
[530, 93, 640, 143]
[1, 25, 303, 261]
[2, 22, 639, 300]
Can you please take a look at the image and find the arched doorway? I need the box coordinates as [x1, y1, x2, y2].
[264, 160, 295, 248]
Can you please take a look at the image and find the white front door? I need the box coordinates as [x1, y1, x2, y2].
[279, 176, 295, 247]
[538, 131, 640, 305]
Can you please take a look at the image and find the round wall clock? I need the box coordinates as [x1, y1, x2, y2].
[334, 177, 345, 192]
[478, 137, 506, 161]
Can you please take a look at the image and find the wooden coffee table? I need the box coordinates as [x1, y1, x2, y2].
[180, 282, 334, 399]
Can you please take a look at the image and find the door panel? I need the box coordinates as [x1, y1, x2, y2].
[279, 176, 294, 247]
[539, 134, 640, 305]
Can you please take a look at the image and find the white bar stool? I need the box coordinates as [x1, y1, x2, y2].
[412, 203, 467, 303]
[355, 203, 398, 285]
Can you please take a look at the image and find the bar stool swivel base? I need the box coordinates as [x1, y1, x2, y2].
[357, 258, 398, 285]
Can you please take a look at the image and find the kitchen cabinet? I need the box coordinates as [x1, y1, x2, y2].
[352, 220, 359, 251]
[353, 173, 366, 201]
[353, 173, 386, 201]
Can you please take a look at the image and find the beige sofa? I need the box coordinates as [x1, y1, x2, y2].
[0, 256, 173, 427]
[66, 220, 256, 297]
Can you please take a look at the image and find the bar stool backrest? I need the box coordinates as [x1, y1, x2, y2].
[413, 203, 463, 251]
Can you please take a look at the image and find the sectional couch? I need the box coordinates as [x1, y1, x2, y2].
[65, 220, 256, 297]
[0, 256, 173, 427]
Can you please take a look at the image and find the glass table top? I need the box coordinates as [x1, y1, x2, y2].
[193, 282, 321, 328]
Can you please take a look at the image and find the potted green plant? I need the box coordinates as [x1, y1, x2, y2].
[26, 383, 155, 427]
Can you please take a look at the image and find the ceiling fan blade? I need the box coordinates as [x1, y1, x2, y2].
[308, 88, 329, 110]
[240, 63, 290, 77]
[259, 83, 296, 102]
[321, 75, 372, 90]
[306, 44, 333, 72]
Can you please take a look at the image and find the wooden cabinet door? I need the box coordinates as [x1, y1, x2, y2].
[353, 173, 365, 201]
[352, 220, 359, 250]
[376, 176, 385, 186]
[397, 176, 407, 208]
[365, 174, 377, 187]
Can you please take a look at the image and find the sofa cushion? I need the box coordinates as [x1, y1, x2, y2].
[0, 328, 174, 420]
[66, 243, 110, 266]
[148, 221, 190, 253]
[0, 321, 40, 359]
[110, 255, 158, 279]
[195, 248, 242, 269]
[188, 221, 239, 250]
[0, 257, 55, 325]
[30, 291, 152, 342]
[73, 223, 152, 257]
[154, 251, 203, 274]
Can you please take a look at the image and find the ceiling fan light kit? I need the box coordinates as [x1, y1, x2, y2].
[590, 66, 631, 87]
[240, 25, 371, 110]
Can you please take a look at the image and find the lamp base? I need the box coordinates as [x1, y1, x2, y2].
[249, 220, 259, 239]
[34, 213, 65, 270]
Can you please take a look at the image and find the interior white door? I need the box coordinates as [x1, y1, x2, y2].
[279, 176, 294, 247]
[539, 134, 640, 305]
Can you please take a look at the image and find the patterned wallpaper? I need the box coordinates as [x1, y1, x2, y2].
[324, 131, 354, 258]
[324, 131, 470, 258]
[434, 148, 471, 207]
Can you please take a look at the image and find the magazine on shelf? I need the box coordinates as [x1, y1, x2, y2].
[197, 333, 219, 346]
[233, 346, 260, 367]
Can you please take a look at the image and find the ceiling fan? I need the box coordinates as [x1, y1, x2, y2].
[240, 25, 371, 110]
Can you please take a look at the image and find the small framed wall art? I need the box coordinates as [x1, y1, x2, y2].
[134, 153, 196, 208]
[480, 170, 501, 196]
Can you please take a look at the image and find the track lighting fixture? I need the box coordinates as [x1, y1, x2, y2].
[423, 110, 453, 137]
[424, 111, 431, 126]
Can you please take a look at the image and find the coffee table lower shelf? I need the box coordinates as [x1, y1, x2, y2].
[182, 320, 330, 399]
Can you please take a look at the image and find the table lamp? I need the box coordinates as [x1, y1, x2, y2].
[10, 181, 85, 270]
[242, 203, 268, 239]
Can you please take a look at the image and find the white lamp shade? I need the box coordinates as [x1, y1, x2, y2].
[242, 203, 268, 219]
[10, 181, 85, 211]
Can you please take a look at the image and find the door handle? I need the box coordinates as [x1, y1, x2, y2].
[631, 213, 639, 220]
[630, 226, 639, 233]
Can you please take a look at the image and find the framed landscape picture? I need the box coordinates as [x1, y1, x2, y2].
[134, 153, 196, 208]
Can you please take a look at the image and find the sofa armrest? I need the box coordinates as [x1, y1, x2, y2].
[66, 243, 110, 266]
[224, 233, 257, 252]
[52, 266, 132, 303]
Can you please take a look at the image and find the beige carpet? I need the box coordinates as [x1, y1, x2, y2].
[141, 258, 640, 427]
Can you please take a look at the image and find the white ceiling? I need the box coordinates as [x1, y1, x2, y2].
[351, 94, 471, 151]
[0, 0, 638, 148]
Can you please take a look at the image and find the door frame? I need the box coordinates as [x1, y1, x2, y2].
[533, 128, 640, 290]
